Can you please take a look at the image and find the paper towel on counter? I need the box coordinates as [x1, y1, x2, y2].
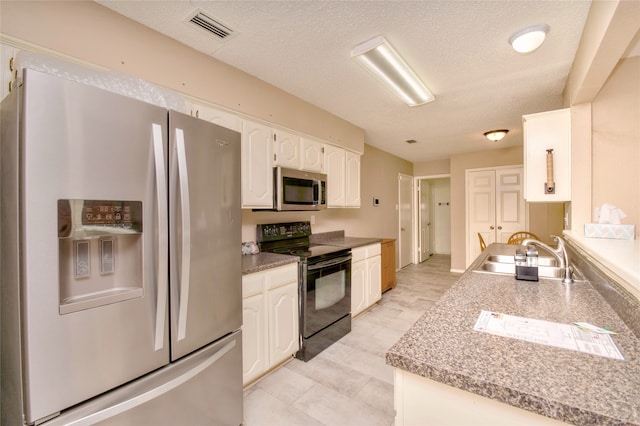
[594, 204, 627, 225]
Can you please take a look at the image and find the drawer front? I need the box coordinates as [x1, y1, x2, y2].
[266, 263, 299, 290]
[242, 273, 264, 298]
[351, 246, 367, 262]
[366, 243, 381, 258]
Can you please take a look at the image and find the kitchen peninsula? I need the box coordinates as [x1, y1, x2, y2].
[387, 242, 640, 426]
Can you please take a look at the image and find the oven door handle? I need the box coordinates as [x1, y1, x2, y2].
[307, 255, 352, 270]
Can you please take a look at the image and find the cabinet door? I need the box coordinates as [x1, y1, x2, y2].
[242, 293, 267, 386]
[345, 151, 361, 207]
[1, 43, 17, 102]
[273, 129, 300, 169]
[242, 120, 273, 208]
[267, 282, 299, 367]
[324, 145, 346, 207]
[381, 240, 396, 292]
[366, 255, 382, 306]
[186, 102, 242, 132]
[301, 137, 324, 172]
[523, 108, 571, 202]
[351, 260, 367, 317]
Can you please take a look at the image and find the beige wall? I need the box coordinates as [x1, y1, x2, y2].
[591, 56, 640, 235]
[414, 158, 450, 177]
[0, 1, 364, 152]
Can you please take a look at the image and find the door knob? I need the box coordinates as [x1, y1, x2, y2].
[490, 226, 495, 230]
[497, 226, 502, 230]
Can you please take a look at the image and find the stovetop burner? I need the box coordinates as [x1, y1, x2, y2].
[256, 221, 348, 260]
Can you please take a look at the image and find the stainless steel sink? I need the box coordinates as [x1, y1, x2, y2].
[485, 254, 558, 267]
[473, 254, 574, 280]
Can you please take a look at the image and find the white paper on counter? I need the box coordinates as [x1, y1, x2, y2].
[473, 310, 624, 360]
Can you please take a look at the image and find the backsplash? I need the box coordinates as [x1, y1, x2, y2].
[567, 242, 640, 338]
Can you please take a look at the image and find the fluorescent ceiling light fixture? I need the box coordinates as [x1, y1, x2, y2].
[483, 129, 509, 142]
[351, 35, 434, 106]
[509, 24, 550, 53]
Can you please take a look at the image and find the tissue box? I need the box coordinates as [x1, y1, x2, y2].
[584, 224, 635, 240]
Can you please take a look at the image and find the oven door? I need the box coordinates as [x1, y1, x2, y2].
[301, 253, 351, 338]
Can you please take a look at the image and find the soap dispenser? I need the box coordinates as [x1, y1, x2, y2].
[516, 245, 539, 281]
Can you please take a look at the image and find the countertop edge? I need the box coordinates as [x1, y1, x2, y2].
[385, 350, 620, 426]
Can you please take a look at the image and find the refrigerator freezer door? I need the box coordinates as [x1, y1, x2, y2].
[169, 111, 242, 360]
[42, 331, 243, 426]
[14, 70, 170, 424]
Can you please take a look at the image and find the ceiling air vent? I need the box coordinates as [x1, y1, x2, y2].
[187, 10, 235, 40]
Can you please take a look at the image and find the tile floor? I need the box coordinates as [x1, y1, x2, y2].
[243, 254, 461, 426]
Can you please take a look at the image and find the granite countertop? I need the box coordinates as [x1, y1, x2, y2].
[310, 231, 382, 248]
[386, 243, 640, 425]
[241, 252, 298, 275]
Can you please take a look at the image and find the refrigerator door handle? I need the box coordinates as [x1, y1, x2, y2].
[175, 128, 191, 341]
[152, 123, 168, 351]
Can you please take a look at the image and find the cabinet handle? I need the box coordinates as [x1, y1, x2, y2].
[497, 226, 502, 230]
[490, 226, 495, 230]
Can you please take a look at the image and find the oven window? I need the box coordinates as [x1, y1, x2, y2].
[315, 270, 346, 310]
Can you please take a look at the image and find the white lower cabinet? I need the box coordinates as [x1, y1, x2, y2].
[351, 244, 382, 317]
[242, 263, 299, 386]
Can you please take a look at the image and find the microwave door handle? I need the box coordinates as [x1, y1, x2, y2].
[175, 128, 191, 341]
[313, 180, 319, 205]
[152, 124, 168, 351]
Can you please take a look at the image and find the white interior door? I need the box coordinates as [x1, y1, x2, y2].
[495, 168, 526, 242]
[467, 170, 496, 265]
[419, 180, 431, 262]
[432, 179, 451, 254]
[466, 167, 525, 266]
[398, 174, 413, 268]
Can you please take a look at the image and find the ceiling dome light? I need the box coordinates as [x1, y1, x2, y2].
[483, 129, 509, 142]
[509, 24, 550, 53]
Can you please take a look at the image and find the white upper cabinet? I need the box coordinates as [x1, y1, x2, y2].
[324, 145, 361, 208]
[273, 129, 300, 169]
[345, 151, 361, 207]
[242, 120, 274, 209]
[185, 101, 242, 132]
[1, 44, 17, 102]
[300, 137, 324, 172]
[324, 144, 346, 207]
[522, 108, 571, 202]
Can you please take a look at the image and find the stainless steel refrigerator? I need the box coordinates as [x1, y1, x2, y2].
[1, 68, 243, 425]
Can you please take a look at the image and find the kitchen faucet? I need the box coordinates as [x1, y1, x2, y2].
[521, 235, 574, 284]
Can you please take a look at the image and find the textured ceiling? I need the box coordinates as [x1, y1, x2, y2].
[97, 0, 593, 163]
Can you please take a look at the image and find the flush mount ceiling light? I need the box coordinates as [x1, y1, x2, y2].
[351, 35, 434, 107]
[509, 24, 550, 53]
[483, 129, 509, 142]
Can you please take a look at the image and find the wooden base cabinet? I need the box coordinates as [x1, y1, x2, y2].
[381, 239, 396, 292]
[351, 243, 381, 317]
[242, 263, 298, 386]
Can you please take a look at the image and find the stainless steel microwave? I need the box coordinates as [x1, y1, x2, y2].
[274, 167, 327, 211]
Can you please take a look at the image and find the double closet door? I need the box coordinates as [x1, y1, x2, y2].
[466, 167, 526, 266]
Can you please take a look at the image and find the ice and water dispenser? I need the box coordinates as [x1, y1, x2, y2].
[58, 200, 143, 314]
